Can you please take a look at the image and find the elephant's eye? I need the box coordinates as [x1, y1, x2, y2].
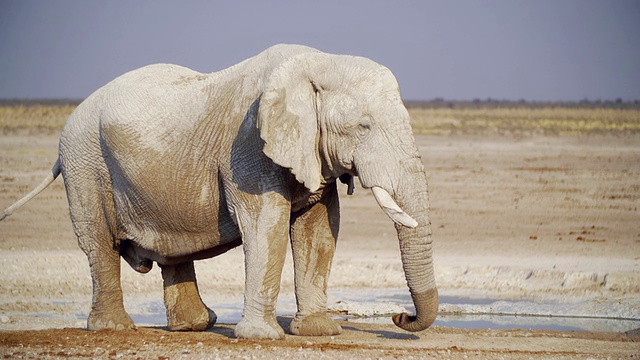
[356, 116, 373, 136]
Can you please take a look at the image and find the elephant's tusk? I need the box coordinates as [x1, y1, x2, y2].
[371, 186, 418, 228]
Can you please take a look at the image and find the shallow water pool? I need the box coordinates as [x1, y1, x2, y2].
[118, 288, 640, 333]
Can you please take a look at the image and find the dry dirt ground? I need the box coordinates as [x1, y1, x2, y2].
[1, 132, 639, 359]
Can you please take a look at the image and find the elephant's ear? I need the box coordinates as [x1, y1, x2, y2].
[258, 54, 324, 193]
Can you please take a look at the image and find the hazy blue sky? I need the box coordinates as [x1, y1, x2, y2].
[1, 0, 639, 101]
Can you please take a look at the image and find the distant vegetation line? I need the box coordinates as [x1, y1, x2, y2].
[1, 98, 639, 110]
[0, 99, 84, 107]
[404, 98, 640, 110]
[1, 98, 639, 136]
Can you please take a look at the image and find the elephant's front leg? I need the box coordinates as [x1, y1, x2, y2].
[234, 192, 291, 339]
[289, 182, 342, 336]
[160, 261, 217, 331]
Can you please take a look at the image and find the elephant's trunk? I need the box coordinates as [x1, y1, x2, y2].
[352, 117, 438, 332]
[389, 157, 438, 332]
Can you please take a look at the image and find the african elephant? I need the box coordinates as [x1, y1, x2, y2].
[1, 44, 438, 339]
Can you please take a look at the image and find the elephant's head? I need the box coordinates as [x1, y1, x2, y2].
[258, 52, 438, 332]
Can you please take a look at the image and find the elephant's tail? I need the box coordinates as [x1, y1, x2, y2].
[0, 159, 61, 221]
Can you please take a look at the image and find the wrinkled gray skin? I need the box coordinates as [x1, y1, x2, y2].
[0, 44, 438, 339]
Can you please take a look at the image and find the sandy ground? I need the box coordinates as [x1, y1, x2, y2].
[1, 132, 639, 358]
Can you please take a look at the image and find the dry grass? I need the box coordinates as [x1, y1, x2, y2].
[409, 107, 640, 136]
[0, 104, 75, 134]
[1, 103, 639, 137]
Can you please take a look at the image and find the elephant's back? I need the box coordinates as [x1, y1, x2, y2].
[106, 63, 205, 88]
[60, 64, 210, 143]
[97, 64, 214, 152]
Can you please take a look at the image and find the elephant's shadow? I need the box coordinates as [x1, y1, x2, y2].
[275, 317, 420, 340]
[341, 325, 420, 340]
[145, 324, 236, 338]
[145, 317, 419, 340]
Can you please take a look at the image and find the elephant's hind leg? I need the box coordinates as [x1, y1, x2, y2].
[65, 183, 133, 330]
[76, 226, 135, 331]
[61, 123, 134, 330]
[160, 261, 217, 331]
[289, 183, 342, 336]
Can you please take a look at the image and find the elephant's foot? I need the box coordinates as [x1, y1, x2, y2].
[167, 305, 217, 331]
[290, 313, 342, 336]
[160, 261, 216, 331]
[235, 316, 285, 339]
[87, 309, 135, 331]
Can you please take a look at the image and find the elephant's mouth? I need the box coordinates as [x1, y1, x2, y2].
[338, 174, 356, 195]
[337, 173, 417, 229]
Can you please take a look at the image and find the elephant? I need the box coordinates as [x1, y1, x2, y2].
[1, 44, 438, 339]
